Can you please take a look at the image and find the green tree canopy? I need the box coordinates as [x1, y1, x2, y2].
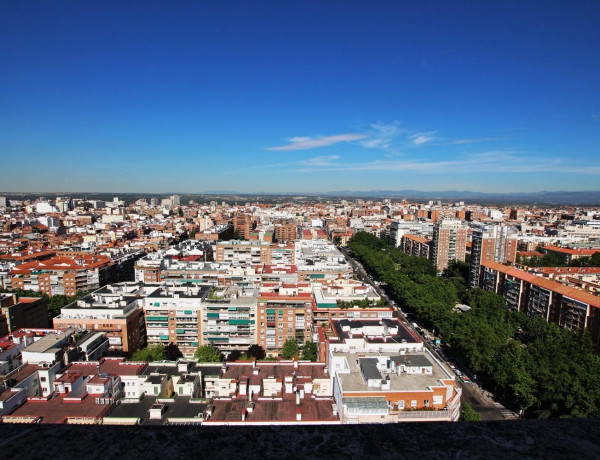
[247, 344, 266, 360]
[301, 341, 318, 361]
[194, 345, 222, 362]
[281, 339, 299, 360]
[131, 344, 166, 362]
[347, 231, 600, 419]
[460, 403, 482, 421]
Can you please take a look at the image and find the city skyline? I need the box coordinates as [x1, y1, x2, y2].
[2, 2, 600, 193]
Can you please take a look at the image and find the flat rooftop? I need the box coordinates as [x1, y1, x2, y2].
[335, 351, 454, 393]
[209, 394, 338, 423]
[22, 330, 72, 353]
[108, 396, 206, 425]
[222, 362, 328, 382]
[331, 319, 421, 344]
[7, 392, 110, 424]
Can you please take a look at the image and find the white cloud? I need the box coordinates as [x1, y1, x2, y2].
[266, 133, 366, 151]
[299, 155, 341, 166]
[408, 131, 436, 145]
[435, 137, 502, 145]
[360, 121, 405, 149]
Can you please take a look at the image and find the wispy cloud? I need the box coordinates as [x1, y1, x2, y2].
[408, 131, 436, 145]
[360, 121, 405, 149]
[266, 133, 366, 151]
[433, 137, 502, 145]
[298, 155, 341, 166]
[292, 151, 600, 175]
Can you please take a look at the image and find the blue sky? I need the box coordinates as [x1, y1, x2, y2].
[1, 1, 599, 193]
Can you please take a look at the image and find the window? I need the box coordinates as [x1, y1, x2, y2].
[40, 377, 47, 382]
[411, 400, 417, 408]
[424, 399, 430, 407]
[397, 400, 404, 409]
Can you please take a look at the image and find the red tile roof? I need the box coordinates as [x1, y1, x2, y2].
[482, 261, 600, 308]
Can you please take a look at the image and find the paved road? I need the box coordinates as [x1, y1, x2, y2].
[341, 247, 388, 299]
[458, 380, 506, 421]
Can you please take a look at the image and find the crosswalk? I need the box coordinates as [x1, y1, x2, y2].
[493, 402, 520, 419]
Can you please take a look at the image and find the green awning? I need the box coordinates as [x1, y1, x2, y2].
[147, 316, 168, 321]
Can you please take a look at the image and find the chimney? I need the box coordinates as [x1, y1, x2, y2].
[296, 392, 300, 405]
[296, 408, 302, 421]
[293, 359, 298, 369]
[241, 408, 247, 421]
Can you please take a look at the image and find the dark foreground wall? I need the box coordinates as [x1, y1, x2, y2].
[1, 419, 599, 459]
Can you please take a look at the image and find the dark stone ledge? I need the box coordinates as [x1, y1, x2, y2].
[1, 418, 599, 459]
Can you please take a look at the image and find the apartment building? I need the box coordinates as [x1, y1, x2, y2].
[200, 286, 258, 354]
[142, 284, 211, 357]
[541, 245, 600, 264]
[53, 284, 147, 355]
[274, 223, 298, 242]
[233, 214, 256, 240]
[0, 294, 48, 335]
[256, 290, 313, 354]
[295, 239, 353, 283]
[469, 225, 518, 288]
[9, 254, 115, 296]
[401, 234, 431, 260]
[479, 261, 600, 348]
[203, 361, 338, 425]
[431, 219, 468, 272]
[329, 350, 461, 423]
[214, 240, 270, 265]
[134, 240, 212, 282]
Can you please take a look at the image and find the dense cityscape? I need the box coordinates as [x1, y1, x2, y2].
[0, 194, 599, 425]
[3, 1, 600, 456]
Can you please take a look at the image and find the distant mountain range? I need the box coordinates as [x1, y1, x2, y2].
[2, 189, 600, 205]
[317, 190, 600, 205]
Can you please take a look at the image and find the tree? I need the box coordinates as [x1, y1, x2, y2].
[226, 350, 242, 362]
[281, 339, 299, 360]
[247, 344, 266, 360]
[165, 343, 183, 361]
[233, 229, 244, 240]
[301, 341, 318, 361]
[194, 345, 222, 362]
[460, 403, 482, 421]
[131, 344, 166, 362]
[333, 236, 342, 246]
